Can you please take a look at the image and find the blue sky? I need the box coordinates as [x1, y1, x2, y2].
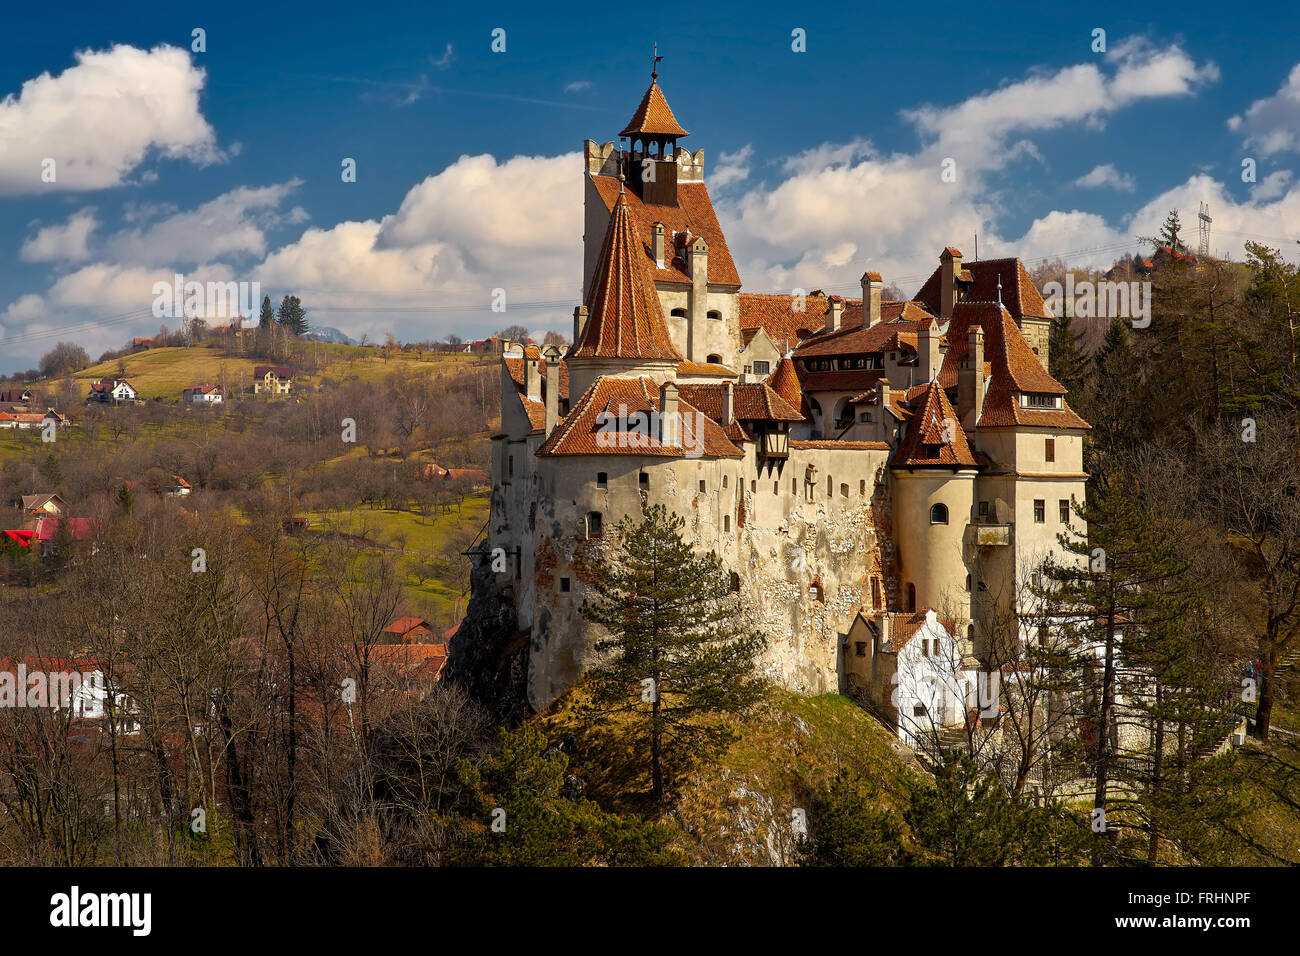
[3, 0, 1300, 372]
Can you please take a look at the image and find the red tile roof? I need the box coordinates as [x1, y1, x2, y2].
[883, 610, 959, 651]
[891, 380, 978, 468]
[937, 302, 1089, 430]
[675, 383, 804, 425]
[537, 376, 743, 458]
[789, 440, 891, 451]
[676, 361, 736, 378]
[590, 176, 741, 287]
[620, 80, 689, 138]
[503, 349, 570, 400]
[793, 305, 936, 358]
[383, 616, 433, 636]
[254, 365, 294, 379]
[571, 190, 682, 362]
[738, 292, 836, 347]
[913, 257, 1052, 320]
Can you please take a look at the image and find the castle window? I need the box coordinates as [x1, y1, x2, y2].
[792, 478, 797, 495]
[560, 577, 571, 593]
[913, 704, 927, 718]
[860, 480, 866, 496]
[860, 411, 873, 423]
[921, 639, 929, 658]
[930, 503, 949, 525]
[597, 472, 607, 489]
[751, 480, 757, 493]
[871, 578, 881, 608]
[906, 583, 916, 612]
[1059, 499, 1070, 523]
[965, 573, 971, 592]
[827, 476, 833, 496]
[639, 472, 649, 490]
[671, 308, 687, 318]
[724, 515, 731, 532]
[978, 500, 989, 518]
[1045, 438, 1055, 462]
[587, 512, 603, 537]
[722, 475, 729, 489]
[699, 479, 706, 493]
[706, 354, 722, 365]
[753, 361, 770, 375]
[840, 483, 848, 498]
[707, 311, 722, 321]
[1033, 500, 1045, 523]
[855, 642, 867, 658]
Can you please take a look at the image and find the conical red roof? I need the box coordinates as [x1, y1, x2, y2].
[892, 380, 977, 467]
[571, 190, 682, 362]
[766, 357, 804, 415]
[620, 80, 689, 138]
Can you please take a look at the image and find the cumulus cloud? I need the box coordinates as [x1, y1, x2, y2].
[21, 209, 99, 262]
[0, 44, 222, 195]
[1074, 163, 1136, 191]
[711, 145, 754, 189]
[1229, 63, 1300, 155]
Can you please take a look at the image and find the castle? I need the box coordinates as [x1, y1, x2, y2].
[485, 69, 1090, 733]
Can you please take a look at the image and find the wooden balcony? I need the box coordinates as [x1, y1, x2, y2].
[762, 432, 789, 458]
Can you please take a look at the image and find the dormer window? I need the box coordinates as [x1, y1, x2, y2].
[1021, 393, 1061, 409]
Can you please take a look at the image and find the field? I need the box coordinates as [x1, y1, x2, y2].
[59, 342, 487, 401]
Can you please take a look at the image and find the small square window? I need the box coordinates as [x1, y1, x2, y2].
[978, 500, 989, 517]
[753, 361, 770, 375]
[855, 642, 867, 658]
[1033, 500, 1045, 523]
[560, 577, 571, 592]
[639, 472, 649, 489]
[699, 479, 706, 493]
[596, 471, 607, 488]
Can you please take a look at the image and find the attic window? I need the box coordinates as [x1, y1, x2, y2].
[1022, 393, 1060, 409]
[753, 361, 770, 375]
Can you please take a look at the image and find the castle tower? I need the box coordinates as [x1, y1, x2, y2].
[567, 186, 682, 398]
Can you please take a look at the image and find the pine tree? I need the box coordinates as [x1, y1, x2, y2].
[580, 504, 766, 804]
[1048, 312, 1088, 398]
[276, 295, 309, 336]
[258, 295, 275, 329]
[798, 769, 906, 865]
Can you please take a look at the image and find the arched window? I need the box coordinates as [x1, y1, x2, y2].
[706, 353, 722, 364]
[930, 503, 949, 525]
[671, 307, 688, 318]
[707, 310, 722, 321]
[906, 583, 916, 612]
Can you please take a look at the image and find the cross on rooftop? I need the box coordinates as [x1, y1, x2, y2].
[650, 43, 662, 80]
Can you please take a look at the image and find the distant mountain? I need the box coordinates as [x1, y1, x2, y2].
[303, 326, 356, 345]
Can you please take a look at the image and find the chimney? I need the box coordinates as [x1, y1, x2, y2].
[878, 614, 892, 652]
[525, 353, 541, 402]
[652, 222, 665, 269]
[876, 378, 891, 423]
[572, 305, 588, 348]
[861, 271, 883, 328]
[825, 296, 844, 334]
[543, 346, 560, 435]
[659, 381, 680, 446]
[939, 247, 963, 319]
[958, 326, 986, 429]
[722, 380, 734, 424]
[918, 321, 941, 383]
[688, 236, 709, 361]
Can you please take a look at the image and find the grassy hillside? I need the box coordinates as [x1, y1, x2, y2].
[539, 687, 922, 865]
[56, 343, 485, 401]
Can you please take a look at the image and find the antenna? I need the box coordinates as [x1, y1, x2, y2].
[1198, 202, 1213, 258]
[974, 232, 978, 262]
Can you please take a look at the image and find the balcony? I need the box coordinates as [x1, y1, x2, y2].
[972, 523, 1011, 547]
[762, 432, 789, 459]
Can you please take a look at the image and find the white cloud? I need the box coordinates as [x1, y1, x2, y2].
[1229, 63, 1300, 155]
[431, 44, 455, 70]
[1074, 163, 1136, 191]
[564, 80, 593, 94]
[0, 44, 222, 195]
[21, 209, 99, 262]
[712, 145, 754, 189]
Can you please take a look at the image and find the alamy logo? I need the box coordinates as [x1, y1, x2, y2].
[1042, 273, 1151, 329]
[151, 273, 260, 320]
[0, 665, 93, 708]
[49, 886, 151, 936]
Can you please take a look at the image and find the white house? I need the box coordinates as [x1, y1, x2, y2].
[182, 384, 224, 404]
[90, 379, 137, 404]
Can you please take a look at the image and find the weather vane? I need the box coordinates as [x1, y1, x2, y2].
[651, 43, 662, 80]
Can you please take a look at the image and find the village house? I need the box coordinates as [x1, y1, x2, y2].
[182, 384, 225, 404]
[381, 616, 438, 644]
[89, 378, 138, 404]
[253, 365, 294, 395]
[18, 493, 65, 520]
[483, 67, 1091, 740]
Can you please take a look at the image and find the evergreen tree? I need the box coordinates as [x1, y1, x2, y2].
[276, 295, 309, 336]
[904, 753, 1089, 865]
[447, 725, 681, 865]
[1048, 312, 1088, 398]
[798, 769, 907, 865]
[581, 504, 767, 804]
[1155, 209, 1184, 254]
[258, 295, 275, 329]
